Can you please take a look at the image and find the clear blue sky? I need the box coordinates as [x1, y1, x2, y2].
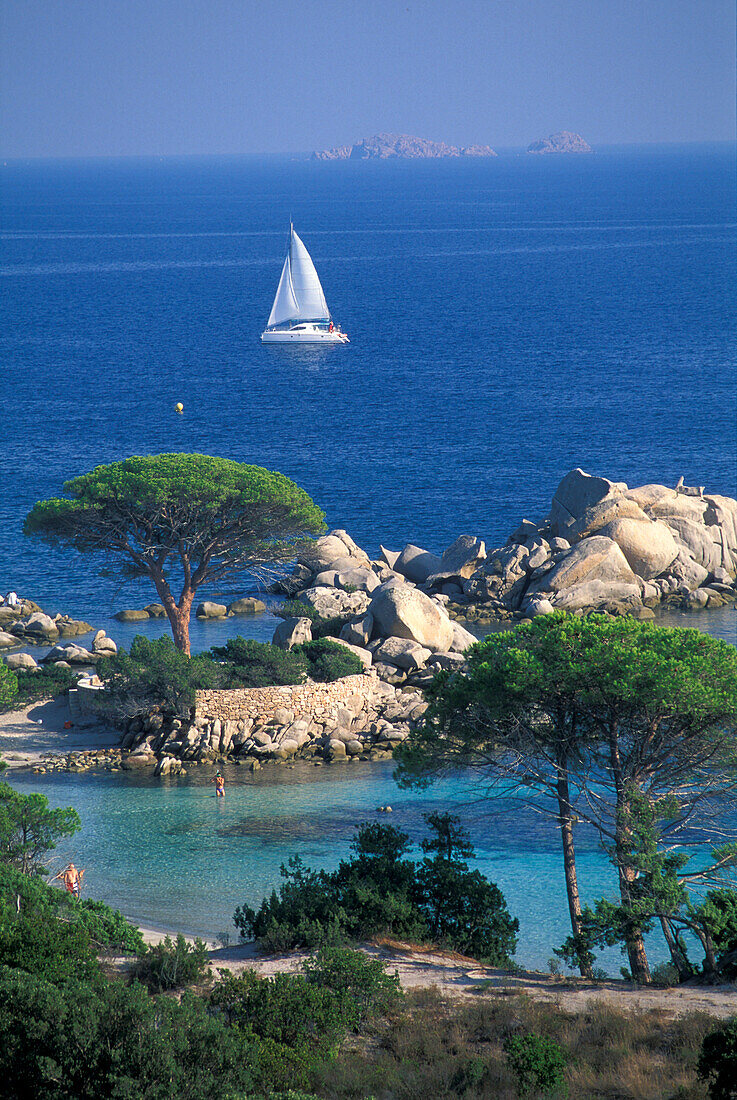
[1, 0, 734, 158]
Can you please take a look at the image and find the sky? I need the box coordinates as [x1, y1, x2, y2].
[0, 0, 734, 158]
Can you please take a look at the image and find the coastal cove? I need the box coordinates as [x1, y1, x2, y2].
[8, 758, 692, 975]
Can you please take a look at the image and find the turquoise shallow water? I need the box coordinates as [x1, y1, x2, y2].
[11, 760, 671, 974]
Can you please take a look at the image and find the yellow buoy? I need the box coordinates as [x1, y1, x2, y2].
[175, 402, 184, 414]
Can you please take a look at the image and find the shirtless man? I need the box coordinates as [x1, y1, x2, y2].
[54, 862, 84, 898]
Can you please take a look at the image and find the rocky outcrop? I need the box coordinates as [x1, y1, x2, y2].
[312, 133, 497, 160]
[527, 131, 592, 154]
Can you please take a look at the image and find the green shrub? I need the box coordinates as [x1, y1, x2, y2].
[130, 933, 211, 992]
[0, 783, 80, 874]
[0, 665, 18, 711]
[698, 1017, 737, 1100]
[0, 911, 100, 985]
[100, 635, 228, 717]
[0, 968, 255, 1100]
[294, 637, 365, 682]
[211, 637, 308, 687]
[12, 665, 77, 706]
[236, 817, 518, 964]
[301, 947, 403, 1025]
[701, 889, 737, 979]
[503, 1033, 568, 1097]
[0, 864, 143, 955]
[75, 897, 145, 954]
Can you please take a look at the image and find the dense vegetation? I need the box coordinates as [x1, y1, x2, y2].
[24, 454, 326, 653]
[396, 613, 737, 984]
[235, 815, 519, 965]
[100, 633, 365, 718]
[0, 760, 733, 1096]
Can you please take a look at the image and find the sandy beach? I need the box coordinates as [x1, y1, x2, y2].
[0, 698, 120, 769]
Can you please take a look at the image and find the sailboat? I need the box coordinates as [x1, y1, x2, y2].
[261, 225, 349, 343]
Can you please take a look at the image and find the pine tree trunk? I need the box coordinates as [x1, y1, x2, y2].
[609, 724, 651, 984]
[149, 566, 195, 655]
[556, 768, 592, 978]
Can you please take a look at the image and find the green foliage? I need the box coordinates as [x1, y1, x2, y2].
[25, 454, 326, 652]
[210, 948, 402, 1094]
[0, 665, 18, 710]
[0, 968, 256, 1100]
[0, 864, 144, 955]
[294, 638, 365, 681]
[698, 1017, 737, 1100]
[236, 817, 517, 965]
[0, 783, 80, 874]
[503, 1033, 568, 1097]
[211, 636, 308, 687]
[396, 613, 737, 982]
[100, 634, 229, 717]
[24, 453, 326, 546]
[0, 911, 100, 985]
[130, 932, 211, 992]
[11, 665, 77, 706]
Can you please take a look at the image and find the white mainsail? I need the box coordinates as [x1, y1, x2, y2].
[265, 226, 330, 328]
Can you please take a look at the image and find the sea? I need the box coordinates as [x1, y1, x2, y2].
[1, 144, 736, 970]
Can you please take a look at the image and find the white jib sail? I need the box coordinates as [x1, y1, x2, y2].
[266, 228, 331, 327]
[266, 254, 300, 328]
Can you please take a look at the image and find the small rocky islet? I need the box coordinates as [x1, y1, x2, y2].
[6, 467, 737, 777]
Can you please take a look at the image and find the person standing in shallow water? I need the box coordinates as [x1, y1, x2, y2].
[213, 772, 225, 797]
[54, 862, 84, 898]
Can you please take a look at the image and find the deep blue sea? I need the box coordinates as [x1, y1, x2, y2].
[1, 145, 736, 969]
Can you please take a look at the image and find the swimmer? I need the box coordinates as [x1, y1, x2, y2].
[213, 772, 225, 797]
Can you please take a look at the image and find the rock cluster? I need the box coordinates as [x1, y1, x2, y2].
[527, 131, 592, 154]
[272, 528, 476, 689]
[274, 471, 737, 635]
[0, 594, 116, 668]
[114, 597, 266, 622]
[107, 672, 427, 770]
[312, 133, 497, 160]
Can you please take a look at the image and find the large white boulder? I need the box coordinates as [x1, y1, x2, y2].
[570, 498, 648, 542]
[625, 484, 675, 510]
[439, 535, 487, 579]
[4, 651, 38, 670]
[394, 544, 442, 584]
[551, 580, 642, 611]
[596, 518, 679, 580]
[0, 631, 18, 649]
[668, 550, 710, 591]
[16, 612, 59, 640]
[659, 516, 721, 572]
[529, 536, 637, 594]
[449, 622, 478, 653]
[301, 587, 371, 619]
[374, 637, 432, 670]
[648, 495, 708, 523]
[369, 584, 454, 652]
[547, 469, 628, 536]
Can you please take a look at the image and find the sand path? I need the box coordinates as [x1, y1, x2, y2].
[137, 928, 737, 1020]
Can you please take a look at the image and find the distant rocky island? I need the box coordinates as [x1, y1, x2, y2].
[527, 131, 592, 154]
[312, 133, 497, 161]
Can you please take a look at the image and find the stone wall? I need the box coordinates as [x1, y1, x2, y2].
[194, 673, 375, 723]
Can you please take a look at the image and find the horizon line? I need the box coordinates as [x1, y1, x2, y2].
[2, 138, 735, 166]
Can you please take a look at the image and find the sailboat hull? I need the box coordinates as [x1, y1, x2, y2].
[261, 327, 349, 344]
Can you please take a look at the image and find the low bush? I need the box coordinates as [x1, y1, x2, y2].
[294, 637, 365, 682]
[210, 636, 308, 687]
[130, 932, 211, 992]
[0, 862, 144, 956]
[0, 665, 17, 711]
[698, 1017, 737, 1100]
[12, 665, 77, 706]
[503, 1033, 568, 1097]
[100, 635, 228, 717]
[236, 815, 518, 965]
